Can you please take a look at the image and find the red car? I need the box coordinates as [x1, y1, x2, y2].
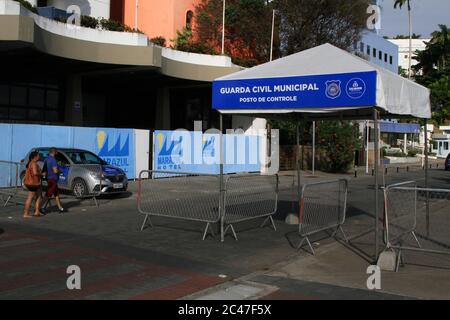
[446, 154, 450, 171]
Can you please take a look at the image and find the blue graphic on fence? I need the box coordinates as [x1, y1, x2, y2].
[96, 130, 133, 174]
[153, 131, 261, 174]
[0, 124, 137, 184]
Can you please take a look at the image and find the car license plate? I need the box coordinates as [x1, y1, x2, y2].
[113, 183, 123, 189]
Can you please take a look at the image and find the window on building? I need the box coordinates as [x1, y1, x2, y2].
[353, 41, 358, 51]
[445, 142, 449, 151]
[379, 50, 382, 60]
[366, 45, 371, 56]
[186, 10, 194, 30]
[0, 81, 63, 123]
[373, 48, 377, 58]
[390, 55, 393, 65]
[384, 53, 388, 62]
[0, 85, 9, 105]
[360, 42, 364, 53]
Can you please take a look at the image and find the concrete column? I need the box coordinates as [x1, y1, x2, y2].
[64, 74, 83, 126]
[155, 87, 171, 130]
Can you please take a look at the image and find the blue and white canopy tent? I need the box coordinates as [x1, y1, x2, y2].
[212, 44, 431, 258]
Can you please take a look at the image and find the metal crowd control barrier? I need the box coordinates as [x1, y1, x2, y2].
[384, 181, 450, 271]
[298, 179, 349, 255]
[137, 170, 221, 240]
[0, 160, 21, 207]
[137, 171, 279, 241]
[223, 174, 278, 240]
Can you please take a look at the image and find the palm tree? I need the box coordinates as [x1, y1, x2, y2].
[394, 0, 413, 79]
[430, 24, 450, 71]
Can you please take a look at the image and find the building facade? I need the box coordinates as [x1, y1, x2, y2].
[353, 31, 399, 74]
[388, 38, 430, 76]
[0, 0, 242, 132]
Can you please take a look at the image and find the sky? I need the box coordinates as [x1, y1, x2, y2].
[377, 0, 450, 38]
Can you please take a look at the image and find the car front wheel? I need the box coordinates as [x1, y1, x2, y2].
[72, 179, 88, 198]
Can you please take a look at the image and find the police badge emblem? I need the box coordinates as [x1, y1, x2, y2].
[325, 80, 341, 99]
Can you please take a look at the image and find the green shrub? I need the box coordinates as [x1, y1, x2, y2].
[408, 149, 419, 157]
[150, 36, 167, 47]
[317, 121, 360, 173]
[53, 16, 67, 23]
[99, 18, 130, 32]
[232, 57, 259, 68]
[81, 15, 98, 29]
[173, 28, 216, 54]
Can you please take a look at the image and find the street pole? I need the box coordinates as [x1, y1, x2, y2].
[221, 0, 226, 55]
[270, 9, 275, 61]
[312, 121, 315, 175]
[135, 0, 139, 30]
[408, 2, 412, 79]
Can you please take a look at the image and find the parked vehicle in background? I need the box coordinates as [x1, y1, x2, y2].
[446, 154, 450, 171]
[20, 148, 128, 198]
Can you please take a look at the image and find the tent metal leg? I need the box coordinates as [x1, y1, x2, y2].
[374, 108, 380, 261]
[424, 119, 430, 237]
[296, 122, 301, 200]
[219, 114, 225, 242]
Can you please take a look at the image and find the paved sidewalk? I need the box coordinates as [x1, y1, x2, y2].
[0, 168, 448, 300]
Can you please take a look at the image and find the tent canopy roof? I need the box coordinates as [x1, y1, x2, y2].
[213, 44, 431, 119]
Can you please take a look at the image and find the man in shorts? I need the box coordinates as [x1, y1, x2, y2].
[41, 147, 66, 213]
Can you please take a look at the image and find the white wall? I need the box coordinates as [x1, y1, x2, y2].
[48, 0, 110, 19]
[162, 47, 233, 67]
[388, 39, 430, 73]
[134, 129, 150, 178]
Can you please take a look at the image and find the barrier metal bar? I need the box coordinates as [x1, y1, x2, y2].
[222, 173, 279, 240]
[383, 181, 419, 251]
[0, 160, 21, 207]
[424, 118, 430, 237]
[137, 170, 221, 240]
[297, 179, 349, 255]
[384, 182, 450, 272]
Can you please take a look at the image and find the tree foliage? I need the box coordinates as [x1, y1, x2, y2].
[194, 0, 274, 63]
[275, 0, 370, 55]
[316, 121, 360, 173]
[414, 25, 450, 124]
[190, 0, 370, 64]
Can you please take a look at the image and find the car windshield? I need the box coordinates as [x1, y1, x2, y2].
[65, 151, 106, 165]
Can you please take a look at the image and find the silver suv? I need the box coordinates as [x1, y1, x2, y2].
[21, 148, 128, 198]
